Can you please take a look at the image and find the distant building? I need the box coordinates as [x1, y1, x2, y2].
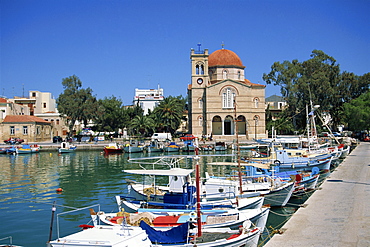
[188, 45, 266, 141]
[0, 115, 52, 142]
[265, 95, 287, 120]
[0, 97, 31, 120]
[4, 91, 69, 139]
[133, 86, 164, 115]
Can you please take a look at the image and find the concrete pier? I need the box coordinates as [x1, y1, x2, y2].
[264, 142, 370, 247]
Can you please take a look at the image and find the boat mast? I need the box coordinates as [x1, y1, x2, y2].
[195, 148, 202, 237]
[234, 99, 243, 195]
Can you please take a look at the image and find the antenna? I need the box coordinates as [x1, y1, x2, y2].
[22, 84, 25, 97]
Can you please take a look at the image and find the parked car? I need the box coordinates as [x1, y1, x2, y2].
[4, 137, 24, 144]
[53, 136, 63, 143]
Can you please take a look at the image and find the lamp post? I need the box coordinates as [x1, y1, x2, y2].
[253, 116, 258, 140]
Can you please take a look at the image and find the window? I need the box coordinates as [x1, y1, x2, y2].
[254, 98, 259, 108]
[36, 126, 41, 135]
[222, 88, 235, 109]
[223, 70, 228, 79]
[56, 119, 60, 125]
[238, 71, 241, 80]
[198, 98, 203, 109]
[43, 103, 47, 108]
[10, 126, 15, 135]
[198, 116, 203, 126]
[23, 126, 28, 135]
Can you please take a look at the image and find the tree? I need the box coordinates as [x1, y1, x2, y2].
[343, 90, 370, 131]
[95, 96, 128, 133]
[151, 96, 186, 134]
[263, 50, 370, 132]
[130, 115, 155, 136]
[56, 75, 99, 135]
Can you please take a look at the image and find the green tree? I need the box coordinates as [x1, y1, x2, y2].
[263, 50, 370, 132]
[130, 115, 155, 136]
[343, 90, 370, 131]
[151, 96, 186, 134]
[56, 75, 99, 135]
[95, 96, 129, 133]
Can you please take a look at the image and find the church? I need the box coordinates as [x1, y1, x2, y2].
[187, 44, 266, 141]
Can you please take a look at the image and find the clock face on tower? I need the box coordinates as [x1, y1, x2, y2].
[197, 78, 203, 84]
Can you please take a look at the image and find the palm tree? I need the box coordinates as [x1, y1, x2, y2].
[130, 115, 155, 137]
[152, 96, 185, 134]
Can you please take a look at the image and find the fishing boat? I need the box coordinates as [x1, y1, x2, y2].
[203, 161, 295, 207]
[16, 144, 40, 154]
[103, 142, 124, 154]
[140, 152, 262, 247]
[58, 142, 77, 153]
[140, 220, 261, 247]
[163, 142, 180, 152]
[214, 142, 227, 151]
[180, 134, 197, 152]
[124, 139, 145, 153]
[147, 140, 164, 153]
[48, 224, 152, 247]
[118, 165, 264, 213]
[92, 206, 269, 232]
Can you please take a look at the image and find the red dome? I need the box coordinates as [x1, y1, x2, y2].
[209, 49, 245, 68]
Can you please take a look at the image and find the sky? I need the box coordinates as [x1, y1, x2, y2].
[1, 0, 369, 105]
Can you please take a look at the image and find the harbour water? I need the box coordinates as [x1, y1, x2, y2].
[0, 149, 334, 247]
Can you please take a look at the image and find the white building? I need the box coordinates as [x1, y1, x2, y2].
[133, 86, 164, 115]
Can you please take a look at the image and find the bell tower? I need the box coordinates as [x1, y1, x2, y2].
[190, 43, 209, 88]
[189, 44, 209, 136]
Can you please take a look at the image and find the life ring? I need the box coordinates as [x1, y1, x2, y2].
[274, 160, 281, 166]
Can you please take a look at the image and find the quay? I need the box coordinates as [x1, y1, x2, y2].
[264, 142, 370, 247]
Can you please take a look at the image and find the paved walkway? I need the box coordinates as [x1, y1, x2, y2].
[264, 142, 370, 247]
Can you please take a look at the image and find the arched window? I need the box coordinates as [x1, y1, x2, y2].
[238, 71, 241, 80]
[198, 98, 203, 109]
[254, 98, 259, 108]
[201, 65, 204, 75]
[222, 87, 235, 109]
[198, 116, 203, 126]
[196, 65, 199, 75]
[223, 70, 228, 79]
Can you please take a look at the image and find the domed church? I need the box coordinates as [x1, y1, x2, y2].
[188, 44, 266, 141]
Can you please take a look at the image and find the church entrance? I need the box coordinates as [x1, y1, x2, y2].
[224, 115, 234, 135]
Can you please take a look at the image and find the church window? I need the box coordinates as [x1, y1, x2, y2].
[201, 65, 204, 75]
[198, 98, 203, 109]
[254, 98, 259, 108]
[198, 116, 203, 126]
[196, 65, 199, 75]
[223, 70, 228, 79]
[222, 88, 235, 109]
[238, 71, 241, 80]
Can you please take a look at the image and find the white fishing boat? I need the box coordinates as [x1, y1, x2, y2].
[91, 206, 269, 232]
[48, 224, 152, 247]
[47, 203, 152, 247]
[58, 142, 77, 153]
[118, 166, 264, 212]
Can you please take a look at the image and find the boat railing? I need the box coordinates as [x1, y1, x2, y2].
[54, 204, 101, 240]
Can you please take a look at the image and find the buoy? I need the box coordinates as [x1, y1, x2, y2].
[56, 188, 63, 192]
[50, 153, 52, 157]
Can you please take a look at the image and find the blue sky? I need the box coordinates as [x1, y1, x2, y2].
[1, 0, 369, 105]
